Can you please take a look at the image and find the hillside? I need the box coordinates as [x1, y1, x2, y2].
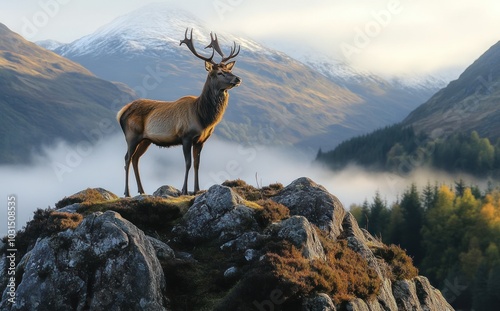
[317, 40, 500, 176]
[0, 178, 453, 310]
[49, 3, 441, 152]
[0, 23, 135, 163]
[403, 40, 500, 140]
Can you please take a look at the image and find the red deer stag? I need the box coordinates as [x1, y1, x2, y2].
[117, 28, 241, 196]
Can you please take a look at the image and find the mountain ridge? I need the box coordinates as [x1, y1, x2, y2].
[316, 40, 500, 177]
[45, 3, 442, 152]
[403, 40, 500, 140]
[0, 23, 135, 163]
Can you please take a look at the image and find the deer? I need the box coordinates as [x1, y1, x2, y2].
[116, 28, 241, 197]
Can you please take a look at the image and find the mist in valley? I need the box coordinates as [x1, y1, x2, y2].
[0, 135, 482, 237]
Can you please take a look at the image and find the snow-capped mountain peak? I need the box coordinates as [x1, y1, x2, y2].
[57, 3, 267, 58]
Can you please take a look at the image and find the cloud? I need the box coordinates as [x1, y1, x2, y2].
[0, 134, 483, 237]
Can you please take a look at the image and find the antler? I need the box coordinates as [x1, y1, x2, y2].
[221, 41, 240, 63]
[205, 32, 225, 59]
[205, 32, 240, 63]
[180, 28, 216, 64]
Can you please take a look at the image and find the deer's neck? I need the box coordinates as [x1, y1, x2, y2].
[196, 79, 229, 128]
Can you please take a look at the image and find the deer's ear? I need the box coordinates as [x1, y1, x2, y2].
[225, 61, 236, 71]
[205, 61, 213, 72]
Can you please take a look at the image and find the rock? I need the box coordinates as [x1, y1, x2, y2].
[268, 216, 326, 261]
[175, 251, 196, 262]
[341, 212, 384, 248]
[302, 293, 336, 311]
[219, 231, 268, 252]
[344, 298, 370, 311]
[55, 188, 118, 209]
[153, 185, 181, 197]
[244, 249, 258, 262]
[272, 177, 345, 240]
[147, 236, 175, 260]
[0, 211, 168, 311]
[57, 203, 81, 213]
[392, 276, 454, 311]
[375, 279, 399, 311]
[172, 185, 259, 243]
[223, 266, 238, 278]
[414, 276, 454, 310]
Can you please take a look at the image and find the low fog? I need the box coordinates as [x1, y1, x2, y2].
[0, 135, 476, 237]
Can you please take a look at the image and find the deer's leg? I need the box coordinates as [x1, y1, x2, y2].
[181, 138, 193, 195]
[193, 142, 204, 193]
[124, 151, 132, 197]
[131, 140, 151, 195]
[124, 137, 142, 197]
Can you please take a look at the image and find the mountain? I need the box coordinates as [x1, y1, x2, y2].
[36, 39, 65, 50]
[403, 40, 500, 140]
[49, 3, 441, 152]
[316, 40, 500, 176]
[0, 177, 453, 310]
[0, 23, 135, 164]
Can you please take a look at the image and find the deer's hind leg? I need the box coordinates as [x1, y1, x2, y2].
[131, 140, 151, 195]
[124, 136, 143, 197]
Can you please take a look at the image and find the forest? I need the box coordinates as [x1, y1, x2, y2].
[350, 181, 500, 310]
[316, 124, 500, 178]
[316, 125, 500, 309]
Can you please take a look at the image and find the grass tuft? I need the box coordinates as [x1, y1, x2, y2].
[372, 244, 419, 281]
[55, 188, 118, 209]
[222, 179, 284, 201]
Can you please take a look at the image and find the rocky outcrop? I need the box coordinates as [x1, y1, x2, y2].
[272, 177, 346, 240]
[267, 216, 326, 260]
[0, 177, 453, 311]
[172, 185, 259, 243]
[1, 211, 167, 311]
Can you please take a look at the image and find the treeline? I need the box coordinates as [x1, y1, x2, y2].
[316, 124, 500, 178]
[351, 181, 500, 310]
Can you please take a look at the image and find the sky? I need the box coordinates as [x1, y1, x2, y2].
[1, 0, 499, 77]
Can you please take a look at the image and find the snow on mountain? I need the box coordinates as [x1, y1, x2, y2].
[56, 3, 270, 59]
[36, 39, 65, 51]
[50, 2, 444, 94]
[294, 49, 447, 91]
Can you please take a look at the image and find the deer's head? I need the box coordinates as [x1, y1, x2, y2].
[180, 29, 241, 91]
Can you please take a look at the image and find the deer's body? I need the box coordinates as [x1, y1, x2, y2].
[117, 94, 227, 147]
[117, 29, 240, 196]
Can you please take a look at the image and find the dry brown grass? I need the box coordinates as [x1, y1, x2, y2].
[55, 188, 118, 209]
[255, 199, 290, 228]
[222, 179, 283, 201]
[372, 244, 419, 281]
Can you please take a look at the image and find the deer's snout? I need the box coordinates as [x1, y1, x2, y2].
[231, 76, 242, 87]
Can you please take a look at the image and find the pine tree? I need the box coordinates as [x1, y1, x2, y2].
[400, 183, 424, 265]
[369, 191, 389, 239]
